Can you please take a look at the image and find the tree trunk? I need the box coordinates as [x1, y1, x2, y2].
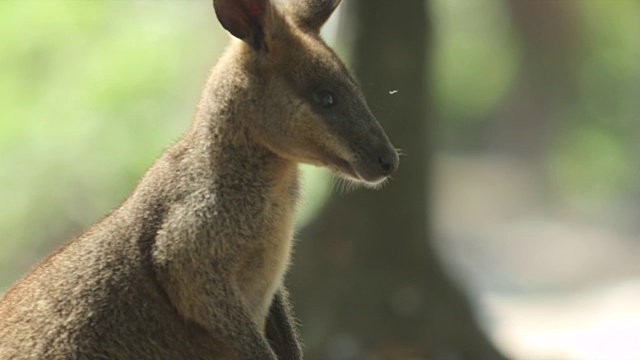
[289, 1, 509, 359]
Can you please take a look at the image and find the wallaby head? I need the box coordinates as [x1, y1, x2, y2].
[212, 0, 399, 185]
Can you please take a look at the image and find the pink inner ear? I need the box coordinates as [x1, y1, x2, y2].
[216, 0, 267, 43]
[241, 1, 267, 25]
[235, 0, 267, 38]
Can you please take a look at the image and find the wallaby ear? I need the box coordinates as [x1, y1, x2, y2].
[289, 0, 342, 34]
[213, 0, 270, 51]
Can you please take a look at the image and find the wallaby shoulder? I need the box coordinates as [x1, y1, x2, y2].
[0, 133, 276, 358]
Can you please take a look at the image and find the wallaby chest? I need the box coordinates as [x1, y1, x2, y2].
[152, 151, 300, 328]
[214, 167, 300, 324]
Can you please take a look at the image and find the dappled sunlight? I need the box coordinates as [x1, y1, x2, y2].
[435, 153, 640, 360]
[487, 281, 640, 360]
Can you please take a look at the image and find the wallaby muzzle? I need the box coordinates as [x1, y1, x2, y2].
[353, 136, 398, 183]
[342, 116, 398, 184]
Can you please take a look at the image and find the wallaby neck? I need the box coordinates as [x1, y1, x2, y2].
[181, 43, 300, 202]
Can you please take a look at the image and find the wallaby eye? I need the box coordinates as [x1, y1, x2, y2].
[314, 90, 336, 108]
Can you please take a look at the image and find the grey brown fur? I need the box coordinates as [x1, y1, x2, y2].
[0, 0, 398, 359]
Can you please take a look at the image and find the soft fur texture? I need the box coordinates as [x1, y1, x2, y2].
[0, 0, 398, 359]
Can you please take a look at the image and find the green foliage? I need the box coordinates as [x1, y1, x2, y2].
[431, 0, 519, 122]
[297, 166, 332, 229]
[578, 0, 640, 135]
[0, 0, 222, 287]
[550, 124, 632, 206]
[548, 0, 640, 207]
[432, 0, 640, 209]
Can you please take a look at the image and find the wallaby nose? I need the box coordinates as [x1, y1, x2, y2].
[378, 149, 399, 176]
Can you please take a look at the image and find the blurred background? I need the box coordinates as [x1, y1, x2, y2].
[1, 1, 639, 359]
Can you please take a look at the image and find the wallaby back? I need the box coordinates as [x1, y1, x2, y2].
[0, 0, 398, 359]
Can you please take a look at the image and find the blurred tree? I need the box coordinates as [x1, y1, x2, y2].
[290, 1, 508, 359]
[484, 0, 582, 164]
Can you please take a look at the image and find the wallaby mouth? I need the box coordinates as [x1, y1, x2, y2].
[351, 143, 399, 184]
[325, 116, 399, 185]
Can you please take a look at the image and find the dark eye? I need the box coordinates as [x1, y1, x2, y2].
[314, 90, 336, 108]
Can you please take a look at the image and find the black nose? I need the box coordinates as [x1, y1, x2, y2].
[378, 149, 399, 176]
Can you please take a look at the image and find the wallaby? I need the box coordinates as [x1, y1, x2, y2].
[0, 0, 398, 359]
